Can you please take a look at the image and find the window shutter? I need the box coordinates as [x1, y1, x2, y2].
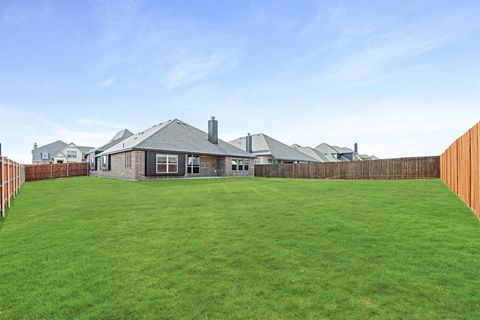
[108, 155, 112, 171]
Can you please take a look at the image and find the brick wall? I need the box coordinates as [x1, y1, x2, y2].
[91, 151, 254, 180]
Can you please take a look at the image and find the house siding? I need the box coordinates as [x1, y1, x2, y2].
[145, 151, 186, 177]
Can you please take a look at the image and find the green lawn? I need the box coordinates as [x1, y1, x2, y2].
[1, 177, 479, 319]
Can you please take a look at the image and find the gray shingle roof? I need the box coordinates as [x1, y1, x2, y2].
[314, 143, 341, 162]
[98, 119, 255, 158]
[291, 144, 330, 162]
[32, 140, 67, 161]
[88, 129, 134, 155]
[230, 134, 319, 162]
[78, 146, 95, 154]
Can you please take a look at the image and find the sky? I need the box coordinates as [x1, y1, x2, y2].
[0, 0, 479, 163]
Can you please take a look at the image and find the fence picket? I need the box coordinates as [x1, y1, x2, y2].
[0, 156, 25, 218]
[440, 121, 480, 217]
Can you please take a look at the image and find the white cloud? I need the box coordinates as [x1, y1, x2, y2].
[91, 1, 243, 90]
[0, 106, 127, 164]
[98, 76, 116, 88]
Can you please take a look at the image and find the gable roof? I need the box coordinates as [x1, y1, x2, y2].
[330, 145, 354, 154]
[230, 134, 318, 162]
[32, 140, 67, 161]
[314, 143, 341, 162]
[291, 144, 330, 162]
[98, 119, 255, 158]
[78, 146, 95, 154]
[88, 129, 134, 155]
[52, 143, 94, 158]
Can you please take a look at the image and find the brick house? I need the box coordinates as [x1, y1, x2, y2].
[88, 117, 255, 180]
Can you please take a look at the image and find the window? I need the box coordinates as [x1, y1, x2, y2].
[67, 151, 77, 159]
[156, 154, 178, 173]
[125, 152, 132, 168]
[100, 155, 109, 170]
[238, 159, 244, 171]
[187, 155, 200, 174]
[254, 158, 260, 165]
[231, 158, 250, 171]
[41, 153, 50, 160]
[89, 157, 96, 170]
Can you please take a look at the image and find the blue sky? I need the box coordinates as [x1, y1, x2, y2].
[1, 0, 479, 163]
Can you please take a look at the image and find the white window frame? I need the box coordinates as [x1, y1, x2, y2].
[100, 155, 109, 170]
[125, 152, 132, 168]
[67, 151, 77, 159]
[89, 157, 96, 170]
[187, 155, 200, 174]
[156, 154, 178, 174]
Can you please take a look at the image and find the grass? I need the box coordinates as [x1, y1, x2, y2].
[1, 177, 479, 319]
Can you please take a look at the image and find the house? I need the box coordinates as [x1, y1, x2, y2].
[32, 141, 93, 164]
[316, 142, 378, 161]
[86, 129, 134, 170]
[359, 154, 379, 161]
[291, 144, 333, 162]
[229, 133, 318, 164]
[89, 117, 255, 180]
[314, 143, 343, 162]
[330, 145, 358, 161]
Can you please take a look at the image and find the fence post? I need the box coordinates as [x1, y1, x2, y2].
[51, 164, 53, 180]
[7, 158, 10, 208]
[0, 157, 4, 218]
[67, 162, 69, 177]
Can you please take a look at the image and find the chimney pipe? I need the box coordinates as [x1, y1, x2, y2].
[34, 142, 38, 150]
[208, 116, 218, 144]
[354, 142, 358, 154]
[246, 133, 252, 153]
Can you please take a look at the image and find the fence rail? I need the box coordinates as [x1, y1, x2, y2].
[1, 157, 25, 218]
[440, 122, 480, 217]
[254, 156, 440, 180]
[24, 163, 88, 181]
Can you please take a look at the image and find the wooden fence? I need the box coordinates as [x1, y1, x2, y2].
[1, 157, 25, 218]
[440, 122, 480, 217]
[254, 156, 440, 180]
[24, 163, 88, 181]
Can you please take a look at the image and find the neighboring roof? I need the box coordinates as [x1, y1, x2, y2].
[330, 145, 354, 154]
[88, 129, 134, 155]
[32, 140, 67, 161]
[291, 144, 330, 162]
[52, 143, 93, 158]
[98, 119, 255, 158]
[314, 143, 341, 162]
[360, 154, 380, 160]
[78, 146, 95, 154]
[230, 134, 319, 162]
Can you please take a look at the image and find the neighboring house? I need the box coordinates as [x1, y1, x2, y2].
[229, 133, 318, 164]
[86, 129, 134, 170]
[32, 141, 93, 164]
[314, 143, 342, 162]
[330, 145, 358, 161]
[89, 117, 255, 180]
[291, 144, 333, 162]
[316, 142, 378, 161]
[360, 154, 379, 161]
